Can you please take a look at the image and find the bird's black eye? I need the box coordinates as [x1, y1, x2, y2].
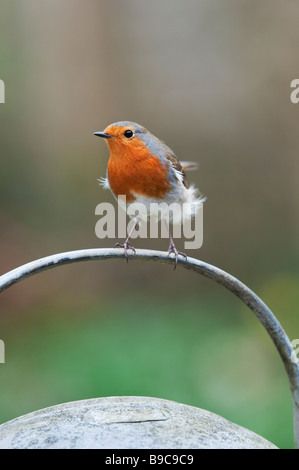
[124, 130, 133, 139]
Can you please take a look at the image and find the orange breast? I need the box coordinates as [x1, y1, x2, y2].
[107, 139, 171, 203]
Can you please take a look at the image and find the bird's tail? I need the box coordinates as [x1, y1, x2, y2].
[180, 161, 199, 172]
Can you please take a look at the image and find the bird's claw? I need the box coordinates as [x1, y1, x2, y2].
[167, 243, 187, 270]
[114, 241, 136, 261]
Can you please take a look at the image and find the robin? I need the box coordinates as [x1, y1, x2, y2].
[94, 121, 205, 268]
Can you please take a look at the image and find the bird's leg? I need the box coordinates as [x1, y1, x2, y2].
[165, 221, 187, 270]
[114, 218, 138, 261]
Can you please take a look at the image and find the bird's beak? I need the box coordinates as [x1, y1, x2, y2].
[93, 131, 113, 139]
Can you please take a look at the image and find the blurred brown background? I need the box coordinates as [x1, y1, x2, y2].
[0, 0, 298, 448]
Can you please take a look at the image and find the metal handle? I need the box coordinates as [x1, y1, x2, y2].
[1, 248, 298, 447]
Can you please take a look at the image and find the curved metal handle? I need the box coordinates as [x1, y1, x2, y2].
[1, 248, 298, 447]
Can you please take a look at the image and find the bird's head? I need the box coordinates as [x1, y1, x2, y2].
[94, 121, 149, 151]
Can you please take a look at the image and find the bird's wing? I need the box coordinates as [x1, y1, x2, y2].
[164, 150, 190, 188]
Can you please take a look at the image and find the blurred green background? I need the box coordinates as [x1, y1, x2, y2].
[0, 0, 298, 448]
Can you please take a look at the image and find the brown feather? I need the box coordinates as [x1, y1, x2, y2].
[164, 151, 189, 189]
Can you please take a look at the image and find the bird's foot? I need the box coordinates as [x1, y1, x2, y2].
[167, 242, 187, 270]
[114, 240, 136, 261]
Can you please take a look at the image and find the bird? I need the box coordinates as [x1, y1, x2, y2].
[94, 121, 205, 268]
